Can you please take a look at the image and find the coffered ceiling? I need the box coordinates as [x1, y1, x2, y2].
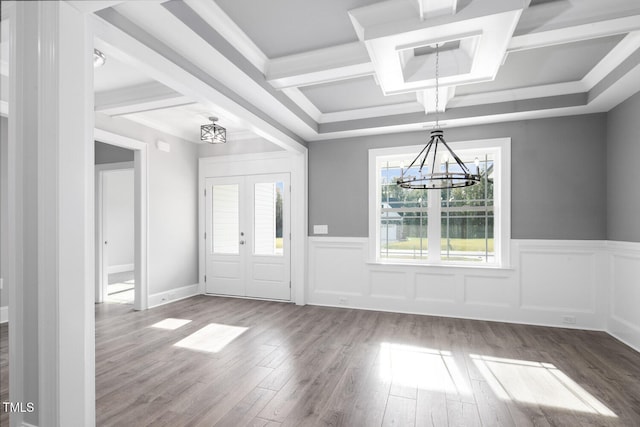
[2, 0, 640, 151]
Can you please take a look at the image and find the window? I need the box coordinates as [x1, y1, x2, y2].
[369, 138, 510, 267]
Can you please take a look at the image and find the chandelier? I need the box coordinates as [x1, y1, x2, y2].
[396, 44, 480, 190]
[200, 116, 226, 144]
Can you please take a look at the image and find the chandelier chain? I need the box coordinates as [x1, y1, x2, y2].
[435, 43, 440, 129]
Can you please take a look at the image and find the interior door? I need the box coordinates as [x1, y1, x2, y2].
[205, 173, 291, 300]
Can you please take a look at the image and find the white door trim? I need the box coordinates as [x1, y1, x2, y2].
[199, 150, 307, 305]
[95, 161, 134, 304]
[94, 129, 149, 311]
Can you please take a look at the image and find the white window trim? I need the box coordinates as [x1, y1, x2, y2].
[368, 137, 511, 268]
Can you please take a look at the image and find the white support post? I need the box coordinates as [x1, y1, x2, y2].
[9, 1, 95, 426]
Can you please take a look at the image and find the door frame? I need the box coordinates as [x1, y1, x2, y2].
[95, 162, 134, 304]
[94, 129, 149, 311]
[199, 151, 307, 305]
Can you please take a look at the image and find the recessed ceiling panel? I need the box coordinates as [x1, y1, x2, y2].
[456, 35, 625, 95]
[215, 0, 384, 58]
[299, 75, 418, 113]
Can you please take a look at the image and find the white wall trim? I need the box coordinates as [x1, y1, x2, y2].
[94, 129, 148, 311]
[368, 137, 511, 268]
[309, 237, 608, 330]
[148, 283, 199, 309]
[0, 306, 7, 324]
[606, 240, 640, 353]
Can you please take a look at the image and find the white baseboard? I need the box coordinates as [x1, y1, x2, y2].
[148, 284, 199, 308]
[107, 263, 134, 274]
[0, 306, 7, 324]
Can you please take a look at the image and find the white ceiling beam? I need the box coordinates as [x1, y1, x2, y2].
[417, 0, 457, 20]
[92, 12, 306, 153]
[95, 81, 193, 116]
[66, 1, 134, 14]
[417, 86, 456, 114]
[183, 0, 268, 72]
[281, 87, 322, 122]
[266, 42, 374, 89]
[510, 9, 640, 52]
[319, 102, 423, 124]
[155, 0, 317, 141]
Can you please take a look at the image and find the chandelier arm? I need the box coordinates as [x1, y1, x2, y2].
[439, 139, 472, 174]
[418, 138, 435, 173]
[406, 142, 430, 174]
[430, 135, 440, 178]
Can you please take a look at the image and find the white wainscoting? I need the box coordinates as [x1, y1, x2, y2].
[308, 237, 608, 330]
[607, 241, 640, 352]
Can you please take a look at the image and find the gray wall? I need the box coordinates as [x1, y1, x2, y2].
[0, 116, 6, 307]
[607, 91, 640, 242]
[95, 140, 135, 164]
[309, 114, 607, 239]
[95, 113, 199, 294]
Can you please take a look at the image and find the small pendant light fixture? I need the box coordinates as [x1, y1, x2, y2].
[396, 44, 480, 190]
[200, 116, 226, 144]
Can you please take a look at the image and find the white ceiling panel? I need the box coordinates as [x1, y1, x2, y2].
[93, 46, 156, 92]
[122, 102, 245, 143]
[300, 75, 419, 113]
[457, 35, 625, 96]
[215, 0, 385, 58]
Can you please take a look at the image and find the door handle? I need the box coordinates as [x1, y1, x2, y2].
[240, 240, 246, 245]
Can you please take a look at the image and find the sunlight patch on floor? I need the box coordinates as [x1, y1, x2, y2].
[150, 318, 192, 330]
[174, 323, 248, 353]
[379, 343, 471, 395]
[471, 354, 617, 417]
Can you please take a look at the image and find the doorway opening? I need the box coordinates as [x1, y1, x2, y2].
[95, 146, 136, 305]
[94, 130, 149, 310]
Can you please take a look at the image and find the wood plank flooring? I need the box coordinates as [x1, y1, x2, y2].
[2, 296, 640, 426]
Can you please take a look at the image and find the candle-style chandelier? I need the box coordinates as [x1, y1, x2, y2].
[396, 44, 480, 190]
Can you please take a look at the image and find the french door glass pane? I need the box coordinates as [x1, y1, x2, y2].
[254, 181, 284, 256]
[212, 184, 239, 254]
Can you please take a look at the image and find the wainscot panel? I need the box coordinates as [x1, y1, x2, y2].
[607, 241, 640, 352]
[307, 237, 607, 330]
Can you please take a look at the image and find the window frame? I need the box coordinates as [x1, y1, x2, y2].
[368, 137, 511, 268]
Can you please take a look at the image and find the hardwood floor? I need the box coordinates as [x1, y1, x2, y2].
[2, 297, 640, 425]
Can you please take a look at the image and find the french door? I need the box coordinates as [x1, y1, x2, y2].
[204, 173, 291, 300]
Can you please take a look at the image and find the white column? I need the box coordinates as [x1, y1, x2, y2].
[8, 1, 95, 426]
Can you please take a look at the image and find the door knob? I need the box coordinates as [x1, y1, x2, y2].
[240, 240, 246, 245]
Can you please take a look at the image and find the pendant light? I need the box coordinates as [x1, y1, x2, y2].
[396, 44, 480, 190]
[200, 116, 226, 144]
